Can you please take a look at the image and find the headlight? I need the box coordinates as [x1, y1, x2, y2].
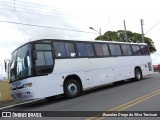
[23, 83, 33, 88]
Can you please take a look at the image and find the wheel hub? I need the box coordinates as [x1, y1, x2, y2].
[67, 83, 77, 95]
[136, 71, 141, 79]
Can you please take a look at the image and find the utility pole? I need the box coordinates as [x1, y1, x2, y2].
[141, 19, 145, 43]
[123, 20, 128, 42]
[99, 28, 102, 37]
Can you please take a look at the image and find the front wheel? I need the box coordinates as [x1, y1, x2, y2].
[134, 68, 143, 81]
[64, 79, 81, 98]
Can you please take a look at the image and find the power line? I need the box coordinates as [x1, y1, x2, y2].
[0, 0, 101, 17]
[0, 0, 109, 33]
[0, 0, 78, 13]
[15, 0, 71, 12]
[0, 5, 109, 22]
[145, 20, 160, 35]
[0, 7, 97, 22]
[0, 20, 97, 34]
[0, 0, 110, 22]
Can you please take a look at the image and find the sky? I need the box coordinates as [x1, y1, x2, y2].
[0, 0, 160, 76]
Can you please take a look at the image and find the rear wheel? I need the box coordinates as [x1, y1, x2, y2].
[134, 68, 143, 81]
[64, 79, 81, 98]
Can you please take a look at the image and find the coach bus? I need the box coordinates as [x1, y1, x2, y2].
[5, 39, 153, 100]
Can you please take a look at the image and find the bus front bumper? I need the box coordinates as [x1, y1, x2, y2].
[11, 89, 34, 100]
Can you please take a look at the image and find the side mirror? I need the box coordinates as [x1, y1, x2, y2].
[33, 50, 37, 60]
[4, 62, 7, 72]
[4, 59, 10, 72]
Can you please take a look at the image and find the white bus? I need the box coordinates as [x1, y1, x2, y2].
[7, 39, 153, 100]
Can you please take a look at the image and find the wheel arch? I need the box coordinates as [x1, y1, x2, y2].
[134, 66, 143, 80]
[135, 66, 142, 73]
[63, 74, 83, 93]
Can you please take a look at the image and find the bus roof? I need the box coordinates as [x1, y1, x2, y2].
[13, 39, 147, 54]
[21, 38, 147, 45]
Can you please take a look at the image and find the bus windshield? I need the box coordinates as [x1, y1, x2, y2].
[10, 44, 32, 82]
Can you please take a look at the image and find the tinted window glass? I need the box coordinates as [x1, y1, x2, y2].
[136, 46, 141, 55]
[54, 42, 76, 58]
[35, 44, 53, 75]
[94, 44, 104, 56]
[140, 45, 150, 55]
[16, 44, 31, 79]
[121, 45, 128, 55]
[132, 45, 141, 55]
[76, 43, 87, 57]
[85, 43, 95, 57]
[115, 44, 122, 55]
[109, 44, 117, 56]
[121, 45, 132, 55]
[44, 51, 53, 65]
[65, 42, 76, 57]
[35, 44, 51, 50]
[36, 51, 45, 66]
[131, 46, 137, 55]
[127, 45, 132, 55]
[54, 42, 67, 57]
[36, 51, 53, 66]
[102, 44, 110, 56]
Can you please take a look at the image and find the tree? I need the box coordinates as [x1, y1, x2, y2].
[95, 30, 156, 53]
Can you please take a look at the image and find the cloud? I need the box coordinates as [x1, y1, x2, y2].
[1, 0, 159, 67]
[0, 3, 92, 41]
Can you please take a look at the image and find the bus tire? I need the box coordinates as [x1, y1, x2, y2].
[64, 79, 81, 98]
[134, 68, 143, 81]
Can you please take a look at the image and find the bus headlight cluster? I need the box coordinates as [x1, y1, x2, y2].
[23, 83, 33, 88]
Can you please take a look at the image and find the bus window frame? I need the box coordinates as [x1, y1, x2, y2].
[33, 41, 55, 75]
[53, 40, 77, 59]
[140, 45, 150, 55]
[121, 44, 133, 56]
[131, 45, 142, 56]
[93, 43, 110, 57]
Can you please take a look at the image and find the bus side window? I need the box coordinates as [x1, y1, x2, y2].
[109, 44, 117, 56]
[53, 42, 76, 58]
[36, 51, 53, 66]
[85, 43, 95, 57]
[121, 45, 132, 55]
[127, 45, 133, 55]
[121, 45, 128, 55]
[53, 42, 67, 57]
[132, 45, 141, 55]
[36, 51, 45, 66]
[35, 43, 54, 75]
[65, 42, 76, 57]
[140, 45, 150, 55]
[102, 44, 110, 56]
[94, 44, 109, 57]
[115, 44, 122, 56]
[35, 44, 53, 66]
[136, 46, 141, 55]
[76, 42, 87, 57]
[44, 51, 53, 65]
[94, 44, 104, 56]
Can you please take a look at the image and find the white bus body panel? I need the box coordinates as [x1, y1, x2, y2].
[11, 54, 153, 100]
